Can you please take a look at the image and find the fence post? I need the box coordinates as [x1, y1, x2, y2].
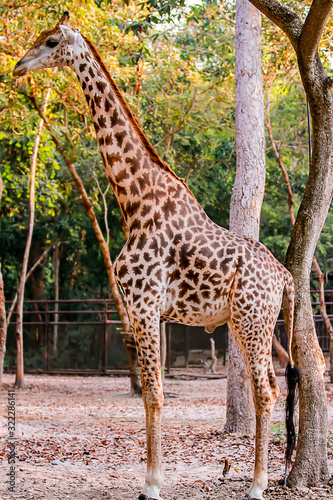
[223, 328, 227, 366]
[103, 300, 108, 373]
[44, 301, 49, 373]
[167, 323, 171, 374]
[185, 325, 189, 368]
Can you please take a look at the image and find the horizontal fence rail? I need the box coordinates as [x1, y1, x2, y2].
[5, 291, 333, 375]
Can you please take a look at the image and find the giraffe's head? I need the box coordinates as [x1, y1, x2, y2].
[13, 11, 81, 77]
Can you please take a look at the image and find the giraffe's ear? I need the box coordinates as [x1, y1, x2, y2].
[59, 25, 78, 44]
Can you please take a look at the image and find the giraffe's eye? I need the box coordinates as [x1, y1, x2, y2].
[46, 39, 59, 48]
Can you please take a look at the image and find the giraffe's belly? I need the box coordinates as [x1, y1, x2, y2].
[161, 291, 230, 331]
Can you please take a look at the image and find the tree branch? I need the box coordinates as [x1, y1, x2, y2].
[266, 100, 333, 342]
[248, 0, 302, 49]
[6, 1, 30, 9]
[265, 97, 295, 225]
[299, 0, 333, 67]
[153, 80, 222, 148]
[6, 236, 61, 328]
[219, 3, 236, 26]
[89, 158, 111, 248]
[153, 92, 199, 148]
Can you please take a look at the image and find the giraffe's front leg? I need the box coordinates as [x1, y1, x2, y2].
[134, 318, 164, 500]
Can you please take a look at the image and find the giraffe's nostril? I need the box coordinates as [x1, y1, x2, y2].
[13, 60, 27, 77]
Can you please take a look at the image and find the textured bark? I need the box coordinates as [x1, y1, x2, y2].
[29, 95, 141, 395]
[15, 88, 50, 388]
[225, 0, 265, 434]
[0, 269, 6, 382]
[284, 73, 332, 487]
[248, 0, 333, 487]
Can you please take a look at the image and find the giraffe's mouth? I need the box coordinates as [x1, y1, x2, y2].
[13, 67, 28, 77]
[13, 60, 28, 77]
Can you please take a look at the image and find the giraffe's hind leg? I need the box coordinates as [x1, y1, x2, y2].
[228, 319, 279, 500]
[249, 353, 279, 499]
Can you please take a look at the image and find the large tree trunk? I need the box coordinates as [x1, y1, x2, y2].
[284, 63, 332, 488]
[248, 0, 332, 486]
[225, 0, 265, 434]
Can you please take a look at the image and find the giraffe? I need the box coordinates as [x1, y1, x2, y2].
[13, 12, 300, 500]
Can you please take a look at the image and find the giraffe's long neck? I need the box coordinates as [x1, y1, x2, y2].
[70, 37, 201, 232]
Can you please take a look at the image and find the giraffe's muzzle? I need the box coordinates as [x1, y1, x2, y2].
[13, 59, 28, 77]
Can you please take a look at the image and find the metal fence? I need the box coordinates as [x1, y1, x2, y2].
[275, 290, 333, 354]
[5, 291, 333, 374]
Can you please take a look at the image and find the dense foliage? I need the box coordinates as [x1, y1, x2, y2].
[0, 0, 332, 366]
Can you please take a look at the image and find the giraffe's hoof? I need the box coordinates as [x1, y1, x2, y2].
[138, 495, 159, 500]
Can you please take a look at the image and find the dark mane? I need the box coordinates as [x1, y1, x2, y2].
[82, 35, 196, 200]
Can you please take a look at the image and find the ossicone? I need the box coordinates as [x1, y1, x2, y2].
[58, 11, 70, 26]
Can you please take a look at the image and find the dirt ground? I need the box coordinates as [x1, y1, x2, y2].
[0, 366, 333, 500]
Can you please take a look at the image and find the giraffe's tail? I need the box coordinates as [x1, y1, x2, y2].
[283, 271, 295, 368]
[283, 272, 301, 482]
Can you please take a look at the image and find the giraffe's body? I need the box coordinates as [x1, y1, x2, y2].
[13, 13, 297, 500]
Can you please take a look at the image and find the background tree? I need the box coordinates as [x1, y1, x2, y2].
[92, 0, 333, 486]
[0, 5, 332, 461]
[28, 93, 141, 393]
[1, 1, 237, 370]
[0, 267, 6, 382]
[0, 173, 6, 382]
[15, 88, 50, 388]
[248, 0, 333, 486]
[225, 0, 265, 434]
